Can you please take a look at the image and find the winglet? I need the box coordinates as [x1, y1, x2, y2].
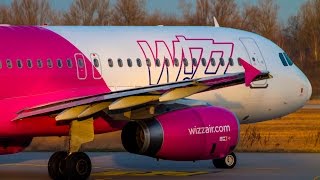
[239, 58, 261, 86]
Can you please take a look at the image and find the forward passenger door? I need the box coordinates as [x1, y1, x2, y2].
[240, 38, 268, 87]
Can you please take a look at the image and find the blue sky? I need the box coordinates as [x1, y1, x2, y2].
[0, 0, 306, 23]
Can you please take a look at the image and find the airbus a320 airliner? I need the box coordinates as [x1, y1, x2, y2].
[0, 25, 312, 180]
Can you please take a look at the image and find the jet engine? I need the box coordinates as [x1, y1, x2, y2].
[0, 137, 33, 155]
[121, 106, 239, 161]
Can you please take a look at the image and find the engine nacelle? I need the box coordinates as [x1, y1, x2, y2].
[0, 137, 33, 155]
[122, 106, 239, 161]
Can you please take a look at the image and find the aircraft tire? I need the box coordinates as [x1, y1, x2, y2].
[48, 151, 68, 180]
[64, 152, 92, 180]
[212, 152, 237, 169]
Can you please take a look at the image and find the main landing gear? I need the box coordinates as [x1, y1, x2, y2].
[48, 151, 92, 180]
[212, 152, 237, 169]
[48, 118, 95, 180]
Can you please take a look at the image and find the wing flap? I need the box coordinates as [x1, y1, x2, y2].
[159, 85, 209, 102]
[78, 102, 112, 118]
[109, 95, 160, 110]
[56, 105, 90, 121]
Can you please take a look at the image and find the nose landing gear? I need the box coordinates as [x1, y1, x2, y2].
[212, 152, 237, 169]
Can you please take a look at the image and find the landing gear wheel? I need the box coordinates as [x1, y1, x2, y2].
[64, 152, 92, 180]
[48, 151, 68, 180]
[212, 152, 237, 169]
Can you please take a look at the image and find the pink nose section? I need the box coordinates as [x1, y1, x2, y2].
[239, 58, 262, 86]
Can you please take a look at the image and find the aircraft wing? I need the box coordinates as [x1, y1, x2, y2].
[14, 59, 271, 121]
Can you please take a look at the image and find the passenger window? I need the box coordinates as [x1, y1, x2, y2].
[47, 59, 53, 68]
[146, 58, 151, 67]
[37, 59, 43, 68]
[155, 58, 161, 67]
[210, 58, 216, 66]
[279, 53, 288, 66]
[57, 59, 63, 68]
[192, 58, 197, 66]
[284, 53, 293, 66]
[201, 58, 206, 66]
[17, 59, 23, 68]
[220, 58, 225, 66]
[108, 58, 113, 67]
[136, 58, 142, 67]
[174, 58, 179, 67]
[78, 58, 84, 68]
[27, 59, 33, 68]
[118, 58, 123, 67]
[127, 58, 132, 67]
[164, 58, 170, 67]
[237, 58, 242, 66]
[67, 58, 73, 68]
[229, 58, 234, 66]
[6, 59, 12, 69]
[93, 58, 99, 68]
[183, 58, 188, 66]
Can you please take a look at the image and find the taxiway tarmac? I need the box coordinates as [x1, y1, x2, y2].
[0, 152, 319, 180]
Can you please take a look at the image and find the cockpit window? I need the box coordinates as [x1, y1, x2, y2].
[279, 53, 288, 66]
[283, 53, 294, 66]
[279, 53, 294, 67]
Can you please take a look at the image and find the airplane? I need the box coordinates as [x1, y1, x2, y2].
[0, 25, 312, 180]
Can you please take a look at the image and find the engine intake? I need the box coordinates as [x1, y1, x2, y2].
[121, 106, 239, 161]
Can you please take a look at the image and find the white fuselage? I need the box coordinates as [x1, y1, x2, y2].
[46, 26, 312, 123]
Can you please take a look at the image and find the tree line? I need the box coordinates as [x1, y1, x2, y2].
[0, 0, 319, 97]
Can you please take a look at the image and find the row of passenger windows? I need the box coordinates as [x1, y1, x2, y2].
[0, 58, 81, 69]
[108, 57, 242, 68]
[0, 57, 243, 69]
[279, 53, 294, 66]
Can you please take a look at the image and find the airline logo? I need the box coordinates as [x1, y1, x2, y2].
[137, 36, 235, 84]
[188, 125, 231, 135]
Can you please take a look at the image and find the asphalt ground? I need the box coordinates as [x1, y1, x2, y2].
[0, 152, 319, 180]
